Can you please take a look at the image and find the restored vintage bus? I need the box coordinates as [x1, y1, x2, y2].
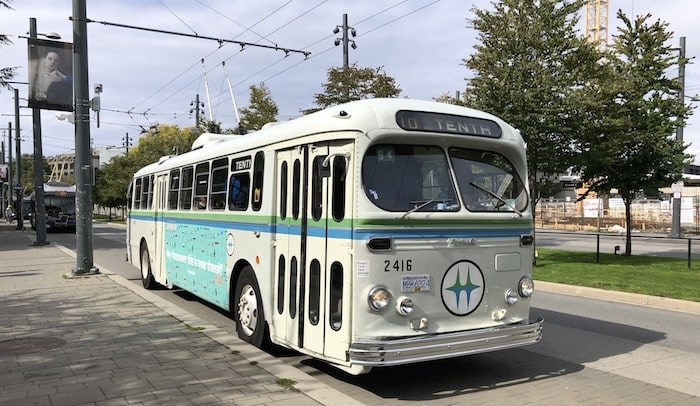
[127, 98, 543, 374]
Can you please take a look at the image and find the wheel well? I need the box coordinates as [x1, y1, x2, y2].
[139, 238, 148, 256]
[229, 260, 253, 313]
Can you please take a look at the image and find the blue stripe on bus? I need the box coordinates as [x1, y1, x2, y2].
[130, 215, 529, 241]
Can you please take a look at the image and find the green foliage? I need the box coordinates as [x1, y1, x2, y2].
[574, 12, 693, 255]
[307, 63, 401, 113]
[0, 0, 15, 91]
[534, 248, 700, 302]
[464, 0, 601, 208]
[95, 124, 199, 209]
[239, 83, 279, 131]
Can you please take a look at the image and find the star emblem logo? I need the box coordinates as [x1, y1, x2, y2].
[441, 261, 485, 316]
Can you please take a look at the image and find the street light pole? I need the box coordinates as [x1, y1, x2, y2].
[29, 17, 48, 245]
[14, 88, 23, 230]
[670, 36, 686, 238]
[72, 0, 98, 274]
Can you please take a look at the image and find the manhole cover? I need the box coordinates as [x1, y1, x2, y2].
[0, 337, 66, 355]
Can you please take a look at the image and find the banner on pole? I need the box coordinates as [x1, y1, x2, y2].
[27, 38, 73, 112]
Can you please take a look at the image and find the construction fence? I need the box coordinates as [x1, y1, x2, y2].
[536, 197, 700, 235]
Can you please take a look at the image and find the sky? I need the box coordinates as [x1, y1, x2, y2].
[1, 0, 699, 163]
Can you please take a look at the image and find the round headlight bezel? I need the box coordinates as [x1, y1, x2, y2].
[396, 296, 414, 316]
[518, 276, 535, 297]
[367, 286, 391, 312]
[505, 288, 519, 305]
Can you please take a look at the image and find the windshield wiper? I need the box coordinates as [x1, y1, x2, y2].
[469, 182, 522, 217]
[400, 198, 436, 219]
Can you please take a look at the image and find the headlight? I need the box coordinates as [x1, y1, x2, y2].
[518, 276, 535, 297]
[396, 296, 414, 316]
[505, 288, 518, 305]
[367, 286, 391, 312]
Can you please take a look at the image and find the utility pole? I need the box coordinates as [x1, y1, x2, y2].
[30, 17, 48, 245]
[14, 89, 23, 230]
[123, 132, 132, 154]
[333, 13, 357, 69]
[72, 0, 99, 275]
[6, 123, 12, 215]
[333, 14, 357, 103]
[190, 94, 204, 129]
[671, 36, 686, 238]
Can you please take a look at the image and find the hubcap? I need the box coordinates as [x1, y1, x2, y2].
[141, 252, 149, 279]
[237, 284, 258, 337]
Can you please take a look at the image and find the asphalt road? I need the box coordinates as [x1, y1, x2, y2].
[43, 224, 700, 404]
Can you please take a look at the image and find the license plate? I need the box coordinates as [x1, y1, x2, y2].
[401, 275, 430, 292]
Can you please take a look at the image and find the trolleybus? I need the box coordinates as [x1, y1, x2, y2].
[30, 182, 76, 232]
[127, 98, 543, 374]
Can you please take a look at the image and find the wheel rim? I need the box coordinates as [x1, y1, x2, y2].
[141, 250, 149, 280]
[237, 284, 258, 337]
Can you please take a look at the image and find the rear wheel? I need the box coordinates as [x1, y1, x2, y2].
[140, 245, 157, 289]
[234, 267, 267, 348]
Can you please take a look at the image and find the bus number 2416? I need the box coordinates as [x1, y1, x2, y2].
[385, 259, 412, 272]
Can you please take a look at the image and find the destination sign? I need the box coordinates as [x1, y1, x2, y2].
[231, 156, 252, 172]
[395, 110, 502, 138]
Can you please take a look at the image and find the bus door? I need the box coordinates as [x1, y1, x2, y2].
[273, 141, 354, 360]
[154, 174, 168, 281]
[304, 141, 353, 360]
[273, 148, 302, 346]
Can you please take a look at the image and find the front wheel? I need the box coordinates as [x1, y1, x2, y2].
[140, 245, 157, 289]
[234, 267, 268, 348]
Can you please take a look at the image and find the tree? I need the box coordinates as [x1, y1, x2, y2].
[239, 83, 278, 132]
[575, 12, 693, 255]
[96, 124, 200, 212]
[0, 1, 16, 91]
[464, 0, 601, 210]
[305, 63, 401, 114]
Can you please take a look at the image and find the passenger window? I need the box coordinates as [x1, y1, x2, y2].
[311, 156, 323, 221]
[280, 161, 288, 220]
[292, 159, 301, 220]
[329, 261, 343, 331]
[228, 173, 250, 211]
[168, 169, 180, 210]
[193, 162, 210, 210]
[332, 156, 346, 222]
[133, 179, 141, 209]
[309, 259, 321, 325]
[210, 158, 228, 210]
[180, 166, 194, 210]
[140, 176, 149, 209]
[252, 151, 264, 211]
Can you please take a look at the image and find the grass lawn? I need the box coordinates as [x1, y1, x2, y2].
[533, 248, 700, 302]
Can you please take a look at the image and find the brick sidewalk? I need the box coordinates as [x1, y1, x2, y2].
[0, 226, 359, 405]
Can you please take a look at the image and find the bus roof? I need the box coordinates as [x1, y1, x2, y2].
[134, 98, 522, 177]
[44, 182, 76, 193]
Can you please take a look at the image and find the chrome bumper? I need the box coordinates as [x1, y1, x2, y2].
[348, 318, 543, 367]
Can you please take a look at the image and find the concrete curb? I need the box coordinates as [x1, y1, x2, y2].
[535, 280, 700, 315]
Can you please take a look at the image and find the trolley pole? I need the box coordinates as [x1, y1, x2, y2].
[72, 0, 98, 274]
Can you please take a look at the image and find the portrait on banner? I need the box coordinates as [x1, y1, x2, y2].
[28, 38, 73, 112]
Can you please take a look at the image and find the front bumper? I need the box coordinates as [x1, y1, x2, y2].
[348, 318, 543, 367]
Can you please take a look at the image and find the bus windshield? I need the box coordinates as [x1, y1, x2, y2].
[362, 144, 527, 213]
[362, 144, 459, 212]
[45, 195, 76, 217]
[449, 147, 528, 213]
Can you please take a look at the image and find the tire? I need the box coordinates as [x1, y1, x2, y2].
[140, 245, 157, 289]
[234, 266, 268, 348]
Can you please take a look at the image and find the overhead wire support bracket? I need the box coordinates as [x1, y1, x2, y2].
[78, 18, 311, 58]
